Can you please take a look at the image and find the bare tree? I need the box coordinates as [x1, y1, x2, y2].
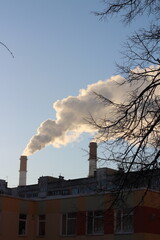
[0, 41, 14, 58]
[95, 0, 160, 24]
[91, 0, 160, 205]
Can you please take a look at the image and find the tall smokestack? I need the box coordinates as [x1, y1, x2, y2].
[88, 142, 97, 177]
[19, 155, 27, 186]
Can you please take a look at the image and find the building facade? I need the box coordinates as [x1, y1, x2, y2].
[0, 142, 159, 239]
[0, 189, 160, 240]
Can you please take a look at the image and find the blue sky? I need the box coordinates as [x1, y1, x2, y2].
[0, 0, 149, 187]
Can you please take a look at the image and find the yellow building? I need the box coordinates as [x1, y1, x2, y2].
[0, 188, 160, 240]
[0, 143, 159, 239]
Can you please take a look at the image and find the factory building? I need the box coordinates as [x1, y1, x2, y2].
[0, 142, 160, 240]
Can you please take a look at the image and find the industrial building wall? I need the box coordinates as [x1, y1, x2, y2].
[0, 190, 159, 240]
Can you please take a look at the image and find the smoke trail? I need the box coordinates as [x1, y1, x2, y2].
[23, 68, 159, 156]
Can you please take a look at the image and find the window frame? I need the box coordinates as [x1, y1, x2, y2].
[18, 214, 27, 236]
[86, 210, 104, 235]
[61, 212, 77, 236]
[115, 209, 134, 234]
[37, 214, 46, 237]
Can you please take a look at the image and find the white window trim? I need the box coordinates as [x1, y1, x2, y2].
[114, 209, 134, 234]
[18, 214, 27, 236]
[86, 210, 104, 235]
[61, 212, 77, 236]
[37, 214, 46, 237]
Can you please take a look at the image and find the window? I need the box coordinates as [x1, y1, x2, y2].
[38, 215, 46, 237]
[115, 209, 133, 233]
[19, 214, 27, 236]
[62, 212, 77, 236]
[87, 211, 104, 235]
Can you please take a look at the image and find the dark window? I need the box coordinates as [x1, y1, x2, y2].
[87, 211, 104, 235]
[115, 209, 133, 233]
[19, 214, 27, 235]
[62, 212, 77, 236]
[38, 215, 46, 237]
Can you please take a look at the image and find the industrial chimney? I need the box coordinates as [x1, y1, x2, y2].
[88, 142, 97, 177]
[19, 155, 27, 186]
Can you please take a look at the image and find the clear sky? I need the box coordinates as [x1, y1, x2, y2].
[0, 0, 149, 187]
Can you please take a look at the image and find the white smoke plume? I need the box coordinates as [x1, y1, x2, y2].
[23, 68, 160, 156]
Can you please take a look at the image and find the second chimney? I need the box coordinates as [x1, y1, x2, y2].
[19, 155, 27, 186]
[88, 142, 97, 177]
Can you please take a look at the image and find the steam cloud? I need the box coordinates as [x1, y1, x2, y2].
[23, 68, 160, 156]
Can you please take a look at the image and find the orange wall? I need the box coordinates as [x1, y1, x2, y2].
[0, 196, 36, 240]
[0, 190, 159, 240]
